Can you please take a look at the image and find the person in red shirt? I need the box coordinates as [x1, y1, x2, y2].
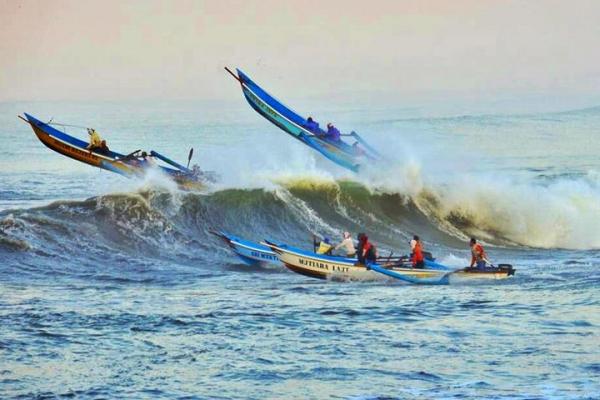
[411, 235, 425, 268]
[470, 238, 488, 269]
[357, 233, 377, 265]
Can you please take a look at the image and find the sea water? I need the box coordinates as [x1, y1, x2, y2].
[0, 99, 599, 399]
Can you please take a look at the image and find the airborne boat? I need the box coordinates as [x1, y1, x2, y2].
[225, 67, 381, 172]
[20, 113, 215, 191]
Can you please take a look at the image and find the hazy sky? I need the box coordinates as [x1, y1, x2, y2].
[1, 0, 599, 106]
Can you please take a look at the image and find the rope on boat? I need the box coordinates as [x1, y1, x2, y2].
[46, 120, 90, 130]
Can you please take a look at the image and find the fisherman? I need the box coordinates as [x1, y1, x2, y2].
[410, 235, 418, 252]
[304, 116, 320, 133]
[469, 238, 489, 269]
[86, 128, 102, 152]
[356, 233, 377, 265]
[140, 151, 157, 167]
[316, 237, 333, 255]
[98, 140, 110, 155]
[411, 235, 425, 268]
[334, 231, 356, 257]
[325, 123, 341, 142]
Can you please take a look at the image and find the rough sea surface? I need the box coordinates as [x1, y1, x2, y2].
[1, 99, 599, 399]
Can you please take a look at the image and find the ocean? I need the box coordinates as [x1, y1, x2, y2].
[0, 98, 599, 399]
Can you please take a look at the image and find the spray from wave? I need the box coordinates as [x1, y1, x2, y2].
[353, 152, 600, 249]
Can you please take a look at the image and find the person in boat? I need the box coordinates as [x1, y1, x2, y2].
[86, 128, 102, 152]
[140, 151, 157, 167]
[334, 231, 356, 257]
[356, 233, 377, 265]
[325, 123, 341, 142]
[304, 116, 320, 133]
[316, 237, 333, 255]
[411, 235, 425, 269]
[97, 140, 110, 155]
[469, 238, 489, 269]
[410, 235, 418, 252]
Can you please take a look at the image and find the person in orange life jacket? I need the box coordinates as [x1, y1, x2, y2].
[470, 238, 488, 269]
[411, 235, 425, 268]
[356, 233, 377, 265]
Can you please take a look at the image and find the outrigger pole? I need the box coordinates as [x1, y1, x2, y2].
[369, 264, 451, 285]
[350, 131, 382, 158]
[150, 151, 191, 173]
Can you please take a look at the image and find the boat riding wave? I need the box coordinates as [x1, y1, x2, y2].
[19, 113, 217, 191]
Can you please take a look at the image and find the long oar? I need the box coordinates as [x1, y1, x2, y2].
[482, 257, 496, 268]
[186, 147, 194, 169]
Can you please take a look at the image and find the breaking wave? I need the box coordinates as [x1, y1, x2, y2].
[1, 169, 599, 274]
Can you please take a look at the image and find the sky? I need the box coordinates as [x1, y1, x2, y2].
[1, 0, 599, 110]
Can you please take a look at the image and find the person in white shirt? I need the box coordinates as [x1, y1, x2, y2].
[335, 231, 356, 257]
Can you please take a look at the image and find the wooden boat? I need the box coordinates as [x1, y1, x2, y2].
[225, 67, 380, 173]
[264, 240, 515, 283]
[20, 113, 214, 191]
[263, 241, 446, 281]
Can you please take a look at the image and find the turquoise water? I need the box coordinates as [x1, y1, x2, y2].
[1, 100, 599, 398]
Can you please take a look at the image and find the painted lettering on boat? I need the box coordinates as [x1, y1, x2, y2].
[250, 250, 278, 262]
[298, 257, 350, 273]
[246, 90, 279, 120]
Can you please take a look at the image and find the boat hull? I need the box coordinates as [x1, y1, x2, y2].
[212, 231, 280, 267]
[453, 266, 515, 279]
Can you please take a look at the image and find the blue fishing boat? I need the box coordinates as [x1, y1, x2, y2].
[211, 230, 281, 267]
[225, 67, 380, 173]
[20, 113, 215, 191]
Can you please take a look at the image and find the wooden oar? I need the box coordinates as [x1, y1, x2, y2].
[186, 148, 194, 169]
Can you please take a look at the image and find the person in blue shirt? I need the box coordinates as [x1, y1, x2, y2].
[304, 116, 320, 133]
[325, 123, 341, 142]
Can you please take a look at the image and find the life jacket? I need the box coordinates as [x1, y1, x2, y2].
[471, 243, 487, 263]
[363, 241, 377, 262]
[357, 235, 376, 264]
[317, 241, 333, 255]
[412, 241, 424, 265]
[89, 130, 102, 147]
